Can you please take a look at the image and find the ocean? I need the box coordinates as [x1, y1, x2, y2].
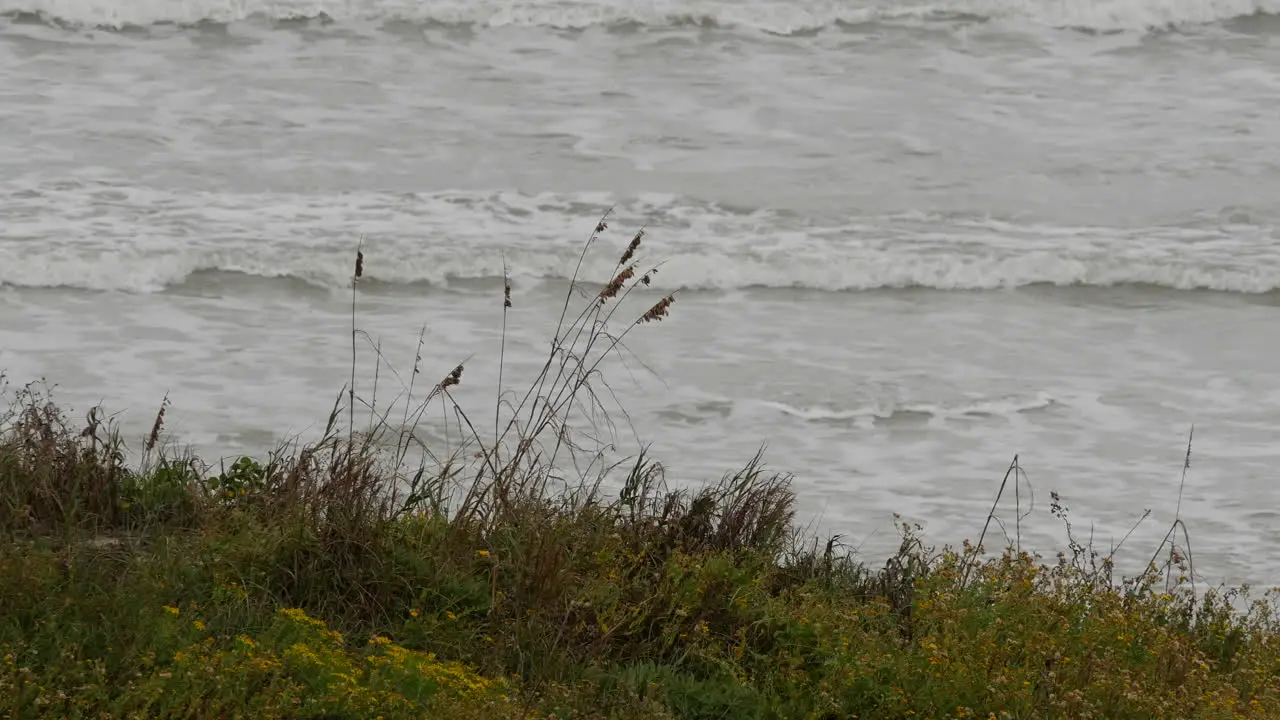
[2, 0, 1280, 586]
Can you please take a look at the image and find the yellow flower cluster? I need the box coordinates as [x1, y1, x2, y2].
[133, 606, 509, 718]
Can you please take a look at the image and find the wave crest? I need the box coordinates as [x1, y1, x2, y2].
[2, 187, 1278, 295]
[3, 0, 1280, 34]
[4, 246, 1280, 295]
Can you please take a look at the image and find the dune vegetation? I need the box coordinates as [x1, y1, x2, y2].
[2, 214, 1280, 719]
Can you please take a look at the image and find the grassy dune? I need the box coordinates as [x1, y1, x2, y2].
[2, 215, 1280, 719]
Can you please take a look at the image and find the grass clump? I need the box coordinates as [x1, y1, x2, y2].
[2, 213, 1280, 719]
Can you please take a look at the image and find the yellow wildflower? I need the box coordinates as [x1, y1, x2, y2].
[162, 605, 180, 616]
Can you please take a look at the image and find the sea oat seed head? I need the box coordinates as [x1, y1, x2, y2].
[595, 221, 608, 234]
[441, 364, 464, 389]
[620, 229, 644, 265]
[638, 294, 675, 324]
[354, 250, 364, 280]
[599, 266, 635, 305]
[146, 394, 170, 453]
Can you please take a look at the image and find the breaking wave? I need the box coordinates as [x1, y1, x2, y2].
[4, 244, 1280, 295]
[3, 186, 1278, 295]
[3, 0, 1280, 34]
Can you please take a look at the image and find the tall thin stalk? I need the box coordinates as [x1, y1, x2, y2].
[349, 235, 365, 440]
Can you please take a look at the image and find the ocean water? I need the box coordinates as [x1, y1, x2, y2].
[3, 0, 1280, 585]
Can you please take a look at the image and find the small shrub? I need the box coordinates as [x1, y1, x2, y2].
[120, 460, 202, 529]
[209, 456, 269, 505]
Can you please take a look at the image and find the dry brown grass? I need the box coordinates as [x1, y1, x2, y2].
[0, 380, 129, 535]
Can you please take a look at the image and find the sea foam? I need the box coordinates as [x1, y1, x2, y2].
[2, 0, 1279, 34]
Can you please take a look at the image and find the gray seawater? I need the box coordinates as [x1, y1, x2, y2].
[4, 0, 1280, 585]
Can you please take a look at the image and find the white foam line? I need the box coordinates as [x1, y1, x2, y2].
[2, 0, 1278, 33]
